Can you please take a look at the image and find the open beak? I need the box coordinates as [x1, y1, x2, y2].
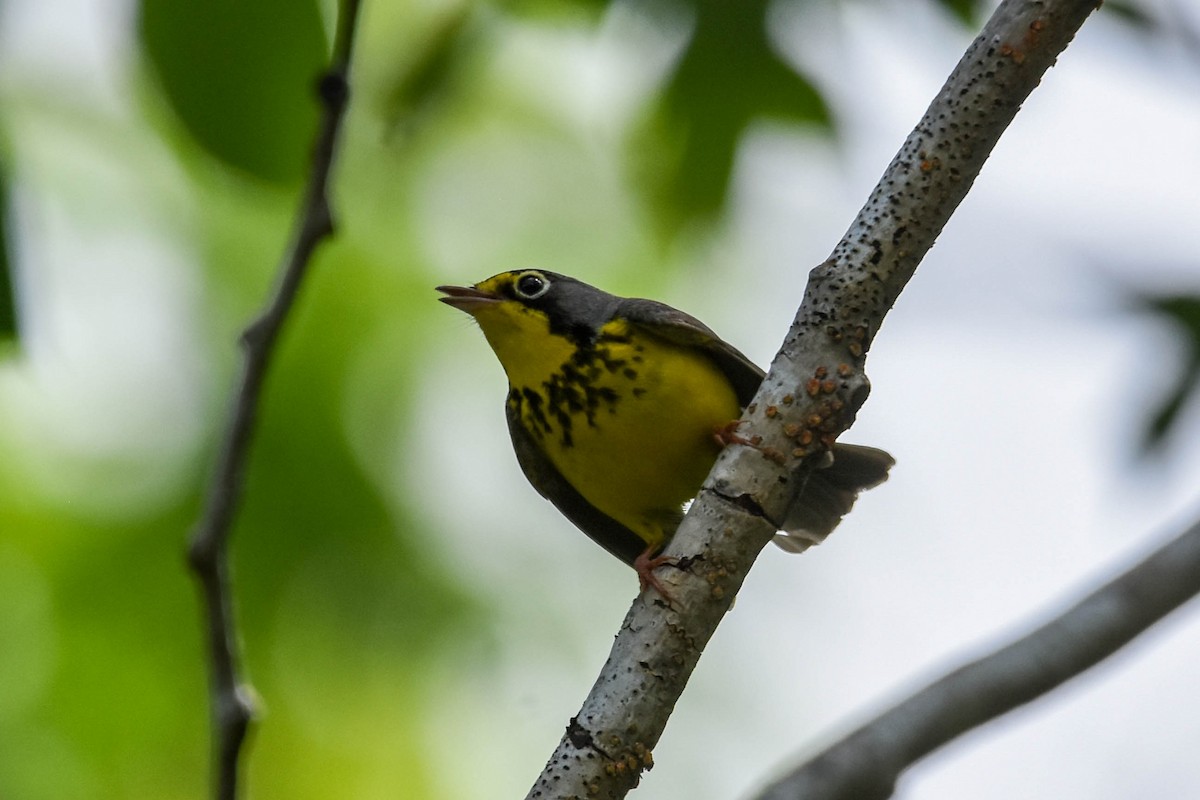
[436, 284, 501, 313]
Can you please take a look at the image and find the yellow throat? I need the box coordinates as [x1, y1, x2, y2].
[451, 271, 739, 549]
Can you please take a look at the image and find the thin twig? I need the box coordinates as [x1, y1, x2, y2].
[187, 2, 362, 798]
[525, 1, 1100, 797]
[753, 515, 1200, 800]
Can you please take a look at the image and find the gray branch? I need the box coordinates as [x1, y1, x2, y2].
[186, 2, 362, 798]
[525, 1, 1101, 797]
[753, 515, 1200, 800]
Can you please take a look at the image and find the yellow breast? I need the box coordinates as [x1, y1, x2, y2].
[475, 306, 739, 547]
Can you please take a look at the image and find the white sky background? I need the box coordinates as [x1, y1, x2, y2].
[5, 0, 1200, 798]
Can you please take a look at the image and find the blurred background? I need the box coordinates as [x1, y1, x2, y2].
[1, 0, 1199, 797]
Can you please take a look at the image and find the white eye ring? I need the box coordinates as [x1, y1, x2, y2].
[513, 271, 551, 300]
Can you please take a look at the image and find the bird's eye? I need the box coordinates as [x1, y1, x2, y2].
[514, 272, 550, 300]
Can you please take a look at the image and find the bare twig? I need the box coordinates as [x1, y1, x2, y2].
[526, 1, 1100, 797]
[186, 2, 362, 798]
[753, 515, 1200, 800]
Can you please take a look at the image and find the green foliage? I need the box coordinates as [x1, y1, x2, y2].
[138, 0, 329, 183]
[935, 0, 986, 27]
[651, 0, 829, 228]
[381, 5, 478, 132]
[1102, 0, 1159, 31]
[379, 0, 831, 236]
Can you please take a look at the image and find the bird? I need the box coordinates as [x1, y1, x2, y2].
[437, 269, 893, 595]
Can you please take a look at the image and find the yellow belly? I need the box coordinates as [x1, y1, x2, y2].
[503, 319, 740, 547]
[553, 350, 735, 545]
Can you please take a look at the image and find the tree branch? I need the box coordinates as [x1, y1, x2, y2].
[525, 1, 1100, 797]
[752, 515, 1200, 800]
[186, 2, 362, 798]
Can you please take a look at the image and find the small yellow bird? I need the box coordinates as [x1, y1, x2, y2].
[438, 270, 892, 593]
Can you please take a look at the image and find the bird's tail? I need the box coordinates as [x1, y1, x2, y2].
[773, 443, 895, 553]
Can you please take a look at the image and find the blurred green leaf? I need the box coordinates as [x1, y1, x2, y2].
[505, 0, 612, 17]
[0, 165, 15, 342]
[138, 0, 328, 183]
[654, 0, 828, 228]
[1138, 293, 1200, 451]
[383, 5, 477, 133]
[935, 0, 985, 27]
[226, 248, 479, 796]
[1103, 0, 1159, 31]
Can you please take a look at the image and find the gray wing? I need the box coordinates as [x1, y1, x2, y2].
[505, 401, 648, 566]
[614, 298, 894, 550]
[614, 298, 765, 406]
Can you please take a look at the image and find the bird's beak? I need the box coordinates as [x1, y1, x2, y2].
[436, 284, 501, 313]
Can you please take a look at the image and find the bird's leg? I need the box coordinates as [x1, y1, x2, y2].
[714, 420, 789, 466]
[713, 420, 759, 448]
[634, 544, 678, 603]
